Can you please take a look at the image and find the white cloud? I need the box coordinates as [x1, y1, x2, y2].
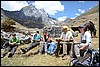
[78, 1, 85, 3]
[78, 9, 85, 13]
[1, 1, 28, 11]
[1, 1, 64, 16]
[33, 1, 64, 15]
[89, 7, 91, 9]
[57, 16, 67, 21]
[75, 13, 80, 16]
[70, 17, 76, 19]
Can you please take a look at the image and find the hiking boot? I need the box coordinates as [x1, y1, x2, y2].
[8, 53, 13, 58]
[62, 54, 66, 58]
[21, 48, 27, 54]
[34, 50, 39, 55]
[62, 55, 67, 60]
[62, 54, 67, 60]
[28, 52, 34, 56]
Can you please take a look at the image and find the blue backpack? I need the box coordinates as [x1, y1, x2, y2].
[47, 42, 56, 54]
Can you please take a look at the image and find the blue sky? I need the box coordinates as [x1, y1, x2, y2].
[1, 1, 99, 21]
[52, 1, 99, 20]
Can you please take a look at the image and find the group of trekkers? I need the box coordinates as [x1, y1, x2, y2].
[1, 21, 98, 66]
[1, 30, 56, 58]
[1, 20, 99, 64]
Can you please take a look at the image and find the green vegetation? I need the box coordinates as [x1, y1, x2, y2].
[1, 18, 16, 32]
[1, 18, 15, 28]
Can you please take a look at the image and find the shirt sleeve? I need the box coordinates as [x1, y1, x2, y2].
[9, 38, 12, 43]
[16, 38, 20, 43]
[85, 32, 91, 46]
[67, 31, 74, 39]
[38, 34, 41, 39]
[54, 43, 56, 47]
[60, 32, 63, 39]
[32, 35, 34, 40]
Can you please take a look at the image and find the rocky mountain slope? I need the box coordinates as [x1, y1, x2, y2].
[1, 4, 58, 28]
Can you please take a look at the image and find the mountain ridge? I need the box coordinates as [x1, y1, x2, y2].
[1, 4, 58, 28]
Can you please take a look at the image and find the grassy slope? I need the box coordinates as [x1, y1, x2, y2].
[1, 44, 70, 66]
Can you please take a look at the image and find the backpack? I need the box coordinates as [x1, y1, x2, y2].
[72, 31, 78, 37]
[71, 48, 99, 66]
[90, 49, 99, 66]
[47, 42, 56, 54]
